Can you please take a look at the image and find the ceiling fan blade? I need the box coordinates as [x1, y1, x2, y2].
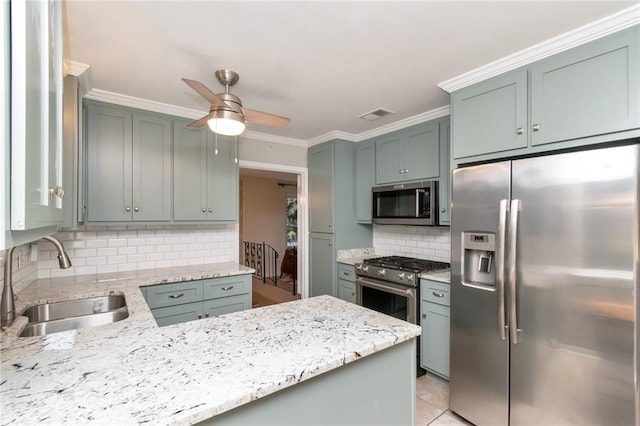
[182, 78, 227, 108]
[243, 108, 290, 128]
[187, 113, 210, 128]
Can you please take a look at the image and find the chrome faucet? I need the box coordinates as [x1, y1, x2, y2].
[1, 236, 72, 328]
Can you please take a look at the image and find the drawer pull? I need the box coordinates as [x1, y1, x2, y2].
[342, 271, 349, 276]
[169, 293, 185, 299]
[197, 314, 202, 319]
[432, 291, 445, 298]
[221, 286, 234, 291]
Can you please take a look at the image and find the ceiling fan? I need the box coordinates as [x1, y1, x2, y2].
[182, 70, 290, 136]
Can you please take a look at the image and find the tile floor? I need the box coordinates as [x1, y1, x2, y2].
[415, 373, 471, 426]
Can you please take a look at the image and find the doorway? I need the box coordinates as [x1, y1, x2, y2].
[239, 161, 308, 307]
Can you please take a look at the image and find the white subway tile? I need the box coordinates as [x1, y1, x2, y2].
[118, 246, 137, 255]
[86, 239, 108, 249]
[108, 239, 128, 248]
[97, 248, 118, 257]
[86, 256, 107, 266]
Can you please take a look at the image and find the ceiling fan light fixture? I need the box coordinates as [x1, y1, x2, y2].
[207, 109, 246, 136]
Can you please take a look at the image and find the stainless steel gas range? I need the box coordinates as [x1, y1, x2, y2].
[354, 256, 450, 374]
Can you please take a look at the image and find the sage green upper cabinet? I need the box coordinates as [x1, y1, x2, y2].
[308, 142, 334, 233]
[86, 102, 172, 222]
[438, 118, 451, 225]
[173, 119, 238, 222]
[355, 139, 375, 223]
[10, 0, 64, 230]
[451, 70, 527, 160]
[451, 26, 639, 164]
[529, 28, 639, 146]
[375, 121, 440, 184]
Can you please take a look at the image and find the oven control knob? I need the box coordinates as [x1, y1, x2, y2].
[406, 274, 414, 281]
[356, 264, 362, 271]
[398, 272, 405, 280]
[377, 269, 386, 277]
[363, 266, 369, 273]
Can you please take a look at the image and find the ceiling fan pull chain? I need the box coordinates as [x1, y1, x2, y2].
[215, 132, 219, 156]
[235, 135, 238, 164]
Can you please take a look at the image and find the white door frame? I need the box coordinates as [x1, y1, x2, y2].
[238, 160, 309, 299]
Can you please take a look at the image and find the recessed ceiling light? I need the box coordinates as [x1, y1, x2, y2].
[359, 108, 395, 121]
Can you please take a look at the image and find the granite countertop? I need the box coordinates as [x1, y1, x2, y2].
[336, 247, 377, 265]
[0, 262, 421, 425]
[420, 270, 451, 284]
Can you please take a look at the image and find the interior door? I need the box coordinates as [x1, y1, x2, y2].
[509, 144, 638, 425]
[450, 161, 511, 426]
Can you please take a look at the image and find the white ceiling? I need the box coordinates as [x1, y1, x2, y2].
[63, 1, 637, 142]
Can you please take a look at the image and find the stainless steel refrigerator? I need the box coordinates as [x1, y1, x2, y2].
[450, 143, 639, 426]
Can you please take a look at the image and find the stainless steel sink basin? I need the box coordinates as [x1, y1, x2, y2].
[18, 295, 129, 337]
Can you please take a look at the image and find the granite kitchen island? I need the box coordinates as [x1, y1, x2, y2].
[0, 264, 421, 425]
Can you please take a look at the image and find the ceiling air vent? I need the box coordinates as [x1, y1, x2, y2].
[359, 108, 395, 121]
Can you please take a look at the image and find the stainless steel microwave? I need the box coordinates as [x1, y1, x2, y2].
[372, 181, 438, 225]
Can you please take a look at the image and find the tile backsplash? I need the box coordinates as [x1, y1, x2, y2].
[373, 224, 450, 263]
[37, 224, 238, 279]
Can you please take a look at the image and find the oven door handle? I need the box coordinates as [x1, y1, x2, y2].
[356, 277, 415, 298]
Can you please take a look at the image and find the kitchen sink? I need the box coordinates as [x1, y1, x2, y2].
[18, 294, 129, 337]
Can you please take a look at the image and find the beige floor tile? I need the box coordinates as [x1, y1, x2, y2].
[415, 397, 444, 426]
[428, 411, 470, 426]
[416, 373, 450, 411]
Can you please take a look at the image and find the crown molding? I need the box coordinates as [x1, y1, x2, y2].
[439, 4, 640, 93]
[307, 105, 451, 147]
[64, 60, 92, 96]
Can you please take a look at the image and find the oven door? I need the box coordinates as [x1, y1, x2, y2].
[355, 276, 417, 324]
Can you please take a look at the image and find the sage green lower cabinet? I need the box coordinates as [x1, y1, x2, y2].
[337, 263, 356, 303]
[152, 302, 204, 327]
[420, 279, 450, 379]
[143, 274, 252, 327]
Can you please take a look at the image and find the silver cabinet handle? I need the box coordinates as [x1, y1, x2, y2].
[516, 127, 524, 135]
[532, 124, 541, 132]
[205, 313, 210, 318]
[404, 169, 409, 174]
[342, 271, 349, 276]
[208, 208, 212, 213]
[134, 207, 139, 212]
[198, 314, 202, 319]
[432, 291, 445, 298]
[422, 313, 426, 319]
[508, 199, 521, 344]
[497, 199, 508, 341]
[169, 293, 184, 299]
[399, 169, 403, 174]
[125, 207, 131, 212]
[202, 208, 206, 213]
[441, 208, 445, 213]
[221, 286, 234, 291]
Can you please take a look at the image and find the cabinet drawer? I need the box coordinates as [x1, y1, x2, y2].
[144, 281, 203, 309]
[337, 263, 356, 282]
[203, 294, 251, 317]
[202, 275, 250, 299]
[338, 279, 356, 303]
[421, 280, 450, 306]
[151, 301, 203, 327]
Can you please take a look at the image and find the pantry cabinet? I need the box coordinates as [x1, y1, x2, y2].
[10, 0, 65, 231]
[452, 25, 639, 165]
[173, 119, 238, 222]
[375, 121, 440, 185]
[85, 102, 172, 222]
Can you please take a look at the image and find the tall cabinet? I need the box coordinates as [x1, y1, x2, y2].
[308, 139, 372, 297]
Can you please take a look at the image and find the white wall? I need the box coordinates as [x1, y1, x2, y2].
[240, 176, 292, 272]
[239, 137, 306, 167]
[373, 224, 450, 263]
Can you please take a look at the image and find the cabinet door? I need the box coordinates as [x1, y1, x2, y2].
[208, 134, 238, 221]
[86, 103, 132, 222]
[308, 142, 334, 233]
[404, 121, 440, 182]
[152, 301, 203, 327]
[355, 140, 375, 223]
[452, 69, 528, 159]
[337, 278, 356, 303]
[375, 132, 404, 184]
[309, 233, 335, 297]
[438, 118, 451, 225]
[530, 27, 639, 146]
[202, 275, 250, 299]
[173, 120, 207, 221]
[132, 113, 172, 221]
[10, 0, 64, 230]
[203, 294, 251, 317]
[421, 301, 450, 379]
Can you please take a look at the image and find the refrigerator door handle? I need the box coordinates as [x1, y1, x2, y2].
[508, 199, 521, 344]
[497, 199, 508, 340]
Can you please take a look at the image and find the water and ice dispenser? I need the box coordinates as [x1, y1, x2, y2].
[461, 232, 497, 289]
